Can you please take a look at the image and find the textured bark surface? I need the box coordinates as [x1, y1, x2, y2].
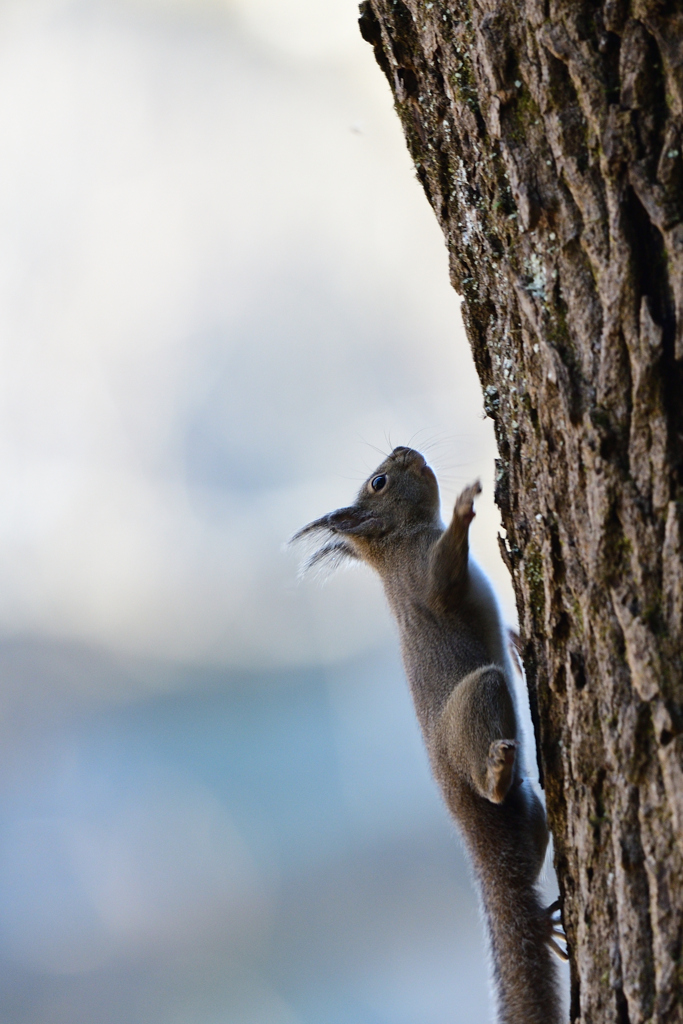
[358, 2, 683, 1022]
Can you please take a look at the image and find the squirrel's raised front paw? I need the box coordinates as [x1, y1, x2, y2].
[544, 899, 568, 961]
[486, 738, 517, 803]
[454, 480, 482, 525]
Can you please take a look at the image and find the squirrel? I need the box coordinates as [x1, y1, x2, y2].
[293, 446, 566, 1024]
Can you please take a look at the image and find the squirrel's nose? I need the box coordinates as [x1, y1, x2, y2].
[392, 446, 426, 470]
[392, 446, 423, 461]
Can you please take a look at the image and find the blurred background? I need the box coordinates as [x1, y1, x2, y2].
[0, 1, 562, 1021]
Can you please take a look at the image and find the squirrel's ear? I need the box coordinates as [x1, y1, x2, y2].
[292, 506, 386, 541]
[325, 507, 386, 536]
[300, 538, 359, 576]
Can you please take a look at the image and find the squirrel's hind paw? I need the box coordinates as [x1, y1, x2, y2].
[485, 739, 517, 803]
[544, 900, 569, 961]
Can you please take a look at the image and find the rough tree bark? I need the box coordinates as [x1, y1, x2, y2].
[358, 2, 683, 1022]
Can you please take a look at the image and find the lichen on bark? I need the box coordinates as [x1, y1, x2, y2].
[358, 2, 683, 1021]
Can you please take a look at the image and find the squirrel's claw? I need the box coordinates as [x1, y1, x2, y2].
[548, 937, 569, 962]
[544, 900, 568, 961]
[547, 898, 562, 921]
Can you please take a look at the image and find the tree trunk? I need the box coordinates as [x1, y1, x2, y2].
[358, 2, 683, 1021]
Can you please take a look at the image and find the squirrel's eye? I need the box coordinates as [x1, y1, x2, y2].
[371, 474, 387, 492]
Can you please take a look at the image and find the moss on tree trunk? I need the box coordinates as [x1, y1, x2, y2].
[358, 2, 683, 1021]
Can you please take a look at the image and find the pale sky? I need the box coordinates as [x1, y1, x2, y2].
[0, 0, 512, 682]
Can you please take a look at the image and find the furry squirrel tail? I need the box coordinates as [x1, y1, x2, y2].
[482, 867, 563, 1024]
[447, 775, 564, 1024]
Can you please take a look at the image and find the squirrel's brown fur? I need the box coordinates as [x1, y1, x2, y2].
[294, 446, 565, 1024]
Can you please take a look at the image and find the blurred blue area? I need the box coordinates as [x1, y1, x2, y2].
[0, 643, 489, 1024]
